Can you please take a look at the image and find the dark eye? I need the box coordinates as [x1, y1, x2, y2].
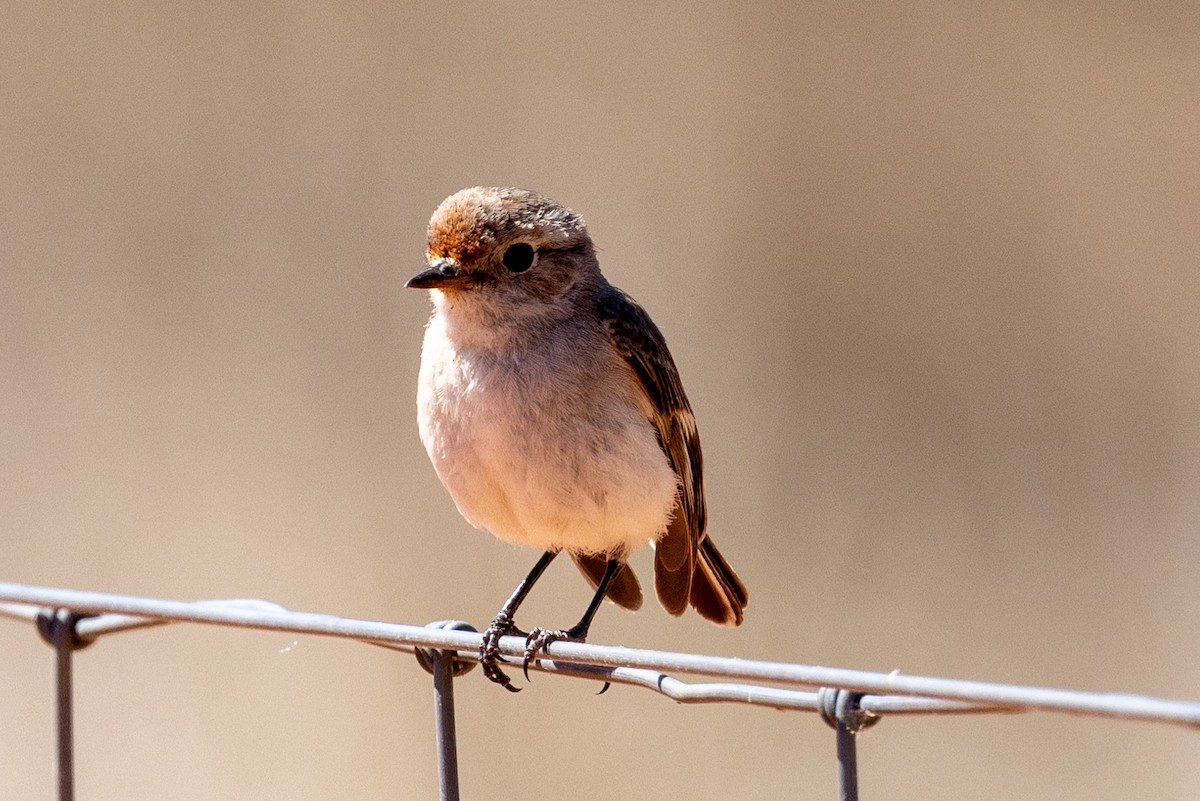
[502, 243, 536, 273]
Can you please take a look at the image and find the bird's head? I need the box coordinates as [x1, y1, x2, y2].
[407, 187, 599, 306]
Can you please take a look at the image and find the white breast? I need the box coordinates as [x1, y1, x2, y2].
[416, 310, 679, 556]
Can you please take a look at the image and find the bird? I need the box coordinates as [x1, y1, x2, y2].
[406, 187, 747, 691]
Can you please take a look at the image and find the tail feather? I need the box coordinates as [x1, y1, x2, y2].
[688, 536, 748, 626]
[571, 553, 643, 611]
[653, 510, 694, 616]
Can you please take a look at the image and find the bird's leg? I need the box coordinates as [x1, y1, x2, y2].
[481, 550, 558, 692]
[523, 558, 621, 680]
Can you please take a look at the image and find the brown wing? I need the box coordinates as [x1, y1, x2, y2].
[598, 287, 746, 624]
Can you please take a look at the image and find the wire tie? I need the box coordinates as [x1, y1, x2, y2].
[414, 620, 478, 677]
[819, 688, 880, 734]
[35, 609, 95, 651]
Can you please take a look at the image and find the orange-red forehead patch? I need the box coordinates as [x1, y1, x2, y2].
[426, 194, 497, 264]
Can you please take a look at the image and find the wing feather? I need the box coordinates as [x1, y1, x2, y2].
[598, 286, 745, 622]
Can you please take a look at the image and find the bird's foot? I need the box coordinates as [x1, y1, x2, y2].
[522, 624, 588, 681]
[480, 613, 527, 692]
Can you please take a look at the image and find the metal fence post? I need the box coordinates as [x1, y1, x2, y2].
[36, 609, 90, 801]
[415, 621, 478, 801]
[430, 648, 461, 801]
[834, 703, 859, 801]
[820, 688, 878, 801]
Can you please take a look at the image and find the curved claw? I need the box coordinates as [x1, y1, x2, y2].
[522, 626, 579, 681]
[480, 615, 527, 692]
[522, 630, 542, 681]
[484, 661, 522, 693]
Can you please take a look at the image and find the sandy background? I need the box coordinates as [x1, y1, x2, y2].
[2, 3, 1198, 799]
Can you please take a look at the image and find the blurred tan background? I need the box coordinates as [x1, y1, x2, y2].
[2, 2, 1198, 799]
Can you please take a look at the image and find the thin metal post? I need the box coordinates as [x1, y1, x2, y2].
[819, 689, 875, 801]
[55, 614, 76, 801]
[414, 621, 476, 801]
[834, 711, 859, 801]
[37, 610, 84, 801]
[429, 648, 461, 801]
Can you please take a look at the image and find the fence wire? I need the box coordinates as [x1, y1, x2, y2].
[2, 580, 1198, 801]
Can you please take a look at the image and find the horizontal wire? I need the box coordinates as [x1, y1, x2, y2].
[525, 659, 1011, 716]
[0, 602, 40, 623]
[0, 580, 1197, 729]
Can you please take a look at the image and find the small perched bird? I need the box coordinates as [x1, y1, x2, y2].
[407, 187, 747, 691]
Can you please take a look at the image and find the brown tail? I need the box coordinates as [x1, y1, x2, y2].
[655, 524, 748, 626]
[688, 536, 748, 626]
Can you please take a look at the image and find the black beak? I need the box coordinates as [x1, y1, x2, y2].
[406, 258, 467, 290]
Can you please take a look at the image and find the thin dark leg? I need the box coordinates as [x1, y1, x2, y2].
[522, 558, 621, 679]
[480, 550, 558, 691]
[496, 550, 557, 623]
[563, 558, 621, 639]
